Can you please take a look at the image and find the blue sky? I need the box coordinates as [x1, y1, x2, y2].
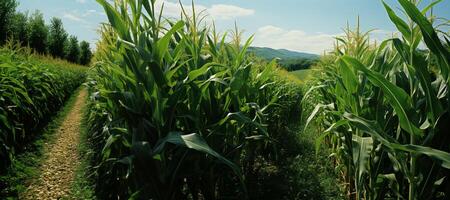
[17, 0, 450, 54]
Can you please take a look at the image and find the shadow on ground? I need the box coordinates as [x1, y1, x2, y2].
[247, 115, 344, 200]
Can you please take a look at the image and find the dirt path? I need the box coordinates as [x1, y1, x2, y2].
[21, 89, 87, 200]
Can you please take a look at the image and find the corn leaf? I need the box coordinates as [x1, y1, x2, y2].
[382, 1, 411, 40]
[153, 132, 242, 176]
[341, 56, 422, 137]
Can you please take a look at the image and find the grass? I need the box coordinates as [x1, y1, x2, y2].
[289, 125, 345, 200]
[0, 86, 83, 199]
[290, 69, 312, 81]
[292, 83, 345, 199]
[279, 119, 345, 200]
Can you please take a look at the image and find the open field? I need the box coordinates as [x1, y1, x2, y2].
[289, 69, 312, 81]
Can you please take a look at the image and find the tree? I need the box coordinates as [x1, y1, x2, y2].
[28, 11, 48, 54]
[79, 41, 92, 65]
[48, 17, 68, 58]
[11, 12, 29, 45]
[0, 0, 18, 44]
[66, 35, 80, 63]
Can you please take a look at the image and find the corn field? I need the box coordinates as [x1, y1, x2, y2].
[0, 42, 86, 171]
[304, 0, 450, 199]
[85, 0, 303, 199]
[1, 0, 449, 199]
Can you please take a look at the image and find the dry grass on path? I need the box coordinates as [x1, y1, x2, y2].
[21, 89, 87, 200]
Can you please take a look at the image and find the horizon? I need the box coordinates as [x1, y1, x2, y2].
[16, 0, 450, 54]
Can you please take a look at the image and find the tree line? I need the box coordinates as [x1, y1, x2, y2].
[0, 0, 92, 65]
[279, 58, 318, 71]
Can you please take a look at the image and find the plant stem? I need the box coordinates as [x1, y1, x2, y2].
[408, 4, 416, 198]
[409, 134, 416, 200]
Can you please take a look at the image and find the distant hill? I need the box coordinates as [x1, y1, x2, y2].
[247, 47, 319, 61]
[247, 47, 319, 71]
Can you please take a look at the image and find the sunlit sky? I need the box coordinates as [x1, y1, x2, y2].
[17, 0, 450, 54]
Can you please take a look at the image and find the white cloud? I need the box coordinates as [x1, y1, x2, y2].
[154, 0, 254, 20]
[62, 9, 106, 23]
[257, 26, 285, 35]
[82, 9, 100, 17]
[76, 0, 86, 4]
[253, 25, 337, 54]
[208, 4, 254, 19]
[370, 29, 398, 41]
[154, 1, 196, 18]
[253, 25, 400, 54]
[63, 13, 85, 22]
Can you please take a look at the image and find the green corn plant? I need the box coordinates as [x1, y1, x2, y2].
[304, 0, 450, 199]
[0, 40, 86, 174]
[87, 0, 302, 199]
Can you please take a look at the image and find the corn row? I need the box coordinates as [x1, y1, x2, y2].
[0, 45, 86, 171]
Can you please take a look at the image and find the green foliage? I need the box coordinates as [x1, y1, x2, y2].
[247, 46, 318, 61]
[4, 6, 91, 64]
[247, 47, 319, 71]
[48, 17, 68, 59]
[0, 42, 86, 173]
[79, 41, 92, 66]
[10, 12, 29, 46]
[66, 35, 80, 63]
[290, 69, 312, 81]
[0, 0, 17, 44]
[304, 1, 450, 199]
[28, 11, 48, 54]
[86, 0, 303, 199]
[0, 87, 84, 199]
[279, 58, 318, 71]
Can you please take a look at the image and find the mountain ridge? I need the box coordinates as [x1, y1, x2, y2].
[247, 46, 319, 61]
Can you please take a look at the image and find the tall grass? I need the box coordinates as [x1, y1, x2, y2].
[305, 0, 450, 199]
